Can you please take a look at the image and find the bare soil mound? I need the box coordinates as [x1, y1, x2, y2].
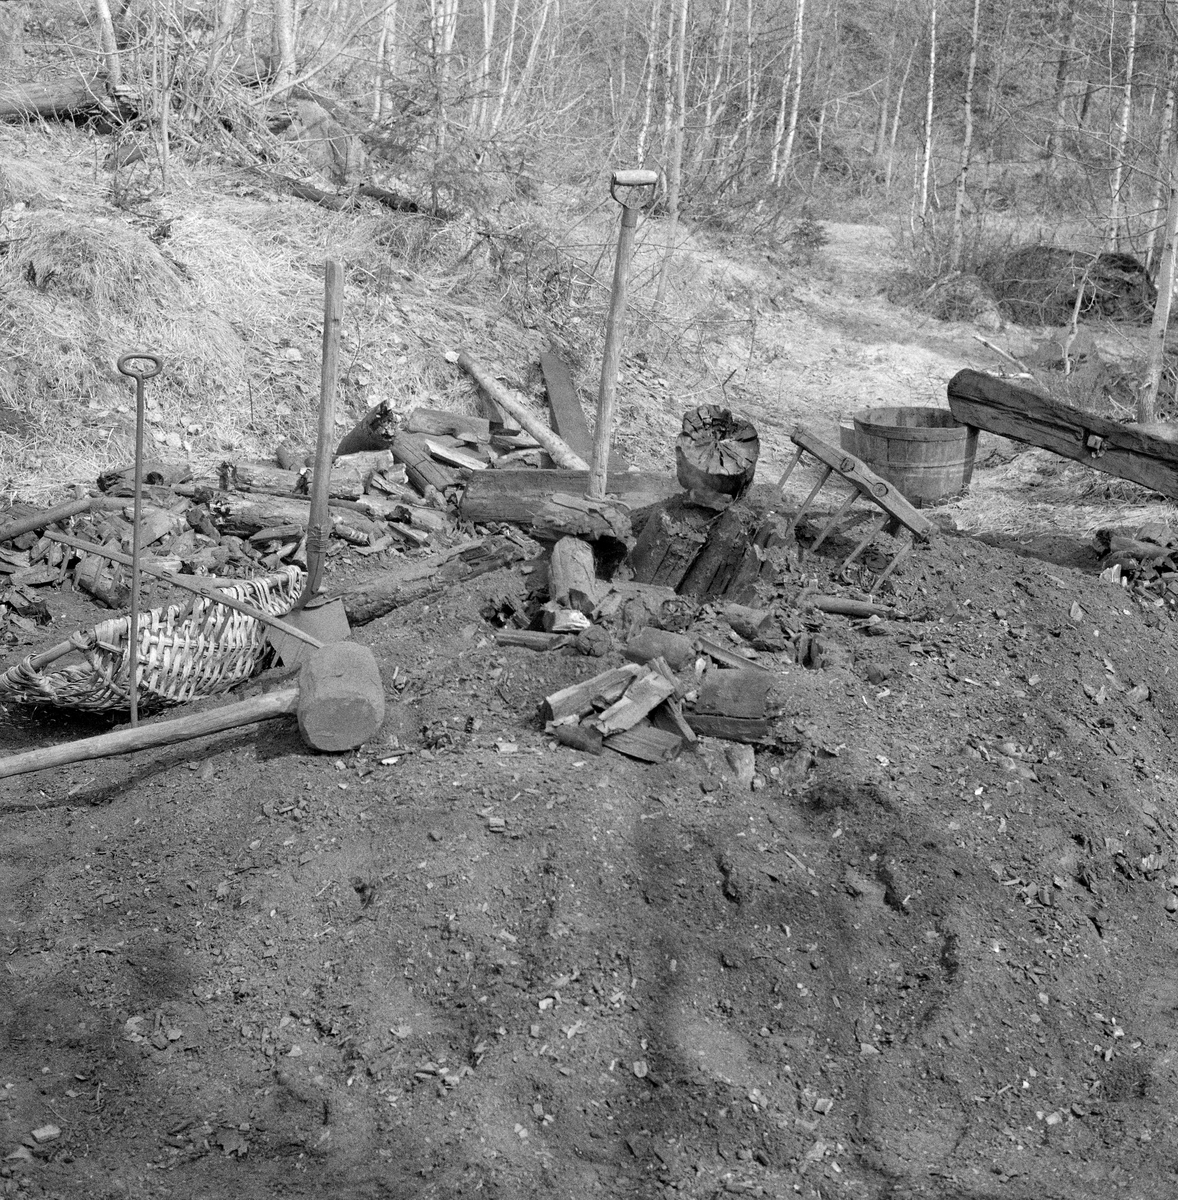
[3, 496, 1178, 1200]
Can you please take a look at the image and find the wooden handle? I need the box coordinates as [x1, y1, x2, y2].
[590, 204, 640, 498]
[302, 259, 345, 600]
[0, 687, 299, 779]
[612, 169, 659, 188]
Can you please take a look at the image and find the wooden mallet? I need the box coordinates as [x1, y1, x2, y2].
[0, 641, 386, 780]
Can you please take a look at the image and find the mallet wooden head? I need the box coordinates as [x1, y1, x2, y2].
[296, 642, 385, 752]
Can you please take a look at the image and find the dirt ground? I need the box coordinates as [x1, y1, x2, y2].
[4, 222, 1178, 1200]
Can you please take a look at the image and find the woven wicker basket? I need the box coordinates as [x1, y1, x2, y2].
[0, 565, 306, 714]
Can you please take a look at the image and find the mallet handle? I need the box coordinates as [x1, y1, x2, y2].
[0, 687, 299, 780]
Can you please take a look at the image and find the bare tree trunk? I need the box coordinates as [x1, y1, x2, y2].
[919, 0, 936, 217]
[874, 20, 899, 159]
[949, 0, 981, 270]
[428, 0, 459, 150]
[1139, 131, 1178, 423]
[1105, 0, 1138, 251]
[636, 0, 663, 163]
[885, 42, 915, 195]
[209, 0, 239, 77]
[691, 0, 733, 173]
[373, 0, 400, 121]
[490, 0, 521, 134]
[1045, 0, 1077, 173]
[777, 0, 806, 187]
[272, 0, 296, 97]
[0, 2, 27, 73]
[660, 0, 676, 157]
[507, 0, 556, 114]
[93, 0, 123, 86]
[1146, 58, 1177, 272]
[655, 0, 689, 310]
[769, 0, 802, 185]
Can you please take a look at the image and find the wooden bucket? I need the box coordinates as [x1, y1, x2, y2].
[852, 406, 977, 506]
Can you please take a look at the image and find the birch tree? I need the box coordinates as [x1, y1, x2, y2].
[919, 0, 936, 217]
[950, 0, 981, 269]
[1105, 0, 1138, 250]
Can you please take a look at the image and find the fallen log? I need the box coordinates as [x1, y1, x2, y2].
[0, 75, 115, 120]
[461, 470, 678, 527]
[341, 535, 529, 625]
[455, 351, 590, 470]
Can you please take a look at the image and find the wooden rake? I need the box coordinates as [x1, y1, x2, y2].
[777, 425, 934, 594]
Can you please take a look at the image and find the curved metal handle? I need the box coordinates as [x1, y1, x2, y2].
[117, 353, 164, 382]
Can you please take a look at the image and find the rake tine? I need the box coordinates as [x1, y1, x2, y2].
[808, 489, 858, 557]
[777, 446, 805, 492]
[869, 535, 914, 596]
[787, 466, 833, 535]
[836, 511, 889, 578]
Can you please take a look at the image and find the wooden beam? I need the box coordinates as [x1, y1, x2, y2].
[947, 368, 1178, 498]
[461, 469, 679, 526]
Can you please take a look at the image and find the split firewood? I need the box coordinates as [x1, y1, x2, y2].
[542, 663, 643, 724]
[425, 438, 488, 471]
[392, 432, 459, 494]
[651, 696, 698, 746]
[678, 507, 753, 598]
[336, 450, 401, 484]
[588, 668, 676, 736]
[603, 722, 684, 762]
[526, 493, 632, 547]
[454, 350, 590, 470]
[549, 536, 600, 615]
[675, 405, 759, 500]
[404, 408, 491, 445]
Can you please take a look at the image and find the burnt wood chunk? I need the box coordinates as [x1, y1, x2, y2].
[675, 405, 760, 500]
[392, 432, 459, 494]
[696, 669, 772, 719]
[627, 498, 711, 588]
[685, 713, 772, 742]
[678, 506, 751, 597]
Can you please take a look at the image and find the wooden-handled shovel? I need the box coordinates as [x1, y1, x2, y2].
[588, 169, 659, 500]
[269, 259, 351, 665]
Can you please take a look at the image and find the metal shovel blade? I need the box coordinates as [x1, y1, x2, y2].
[268, 595, 351, 667]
